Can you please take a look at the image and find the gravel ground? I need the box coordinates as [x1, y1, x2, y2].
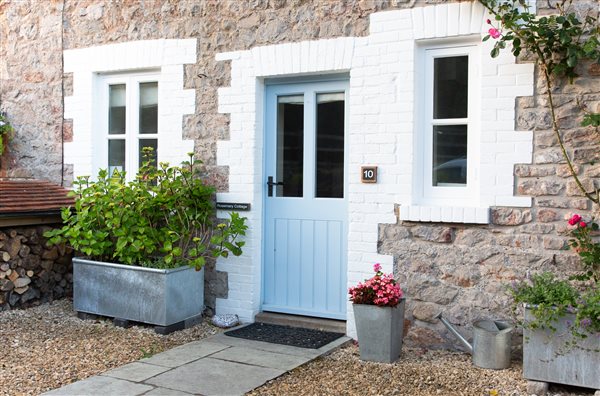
[0, 299, 221, 396]
[1, 301, 595, 396]
[251, 344, 596, 396]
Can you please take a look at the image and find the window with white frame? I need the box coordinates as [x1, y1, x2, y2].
[418, 43, 480, 206]
[100, 71, 159, 178]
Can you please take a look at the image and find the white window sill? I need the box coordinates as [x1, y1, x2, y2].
[399, 205, 489, 224]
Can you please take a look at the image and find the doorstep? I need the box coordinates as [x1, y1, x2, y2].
[43, 331, 351, 396]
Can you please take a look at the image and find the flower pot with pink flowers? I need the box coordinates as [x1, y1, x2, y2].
[349, 263, 405, 363]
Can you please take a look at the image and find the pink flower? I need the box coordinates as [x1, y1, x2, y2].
[579, 221, 587, 228]
[568, 214, 582, 226]
[488, 28, 501, 39]
[349, 263, 403, 307]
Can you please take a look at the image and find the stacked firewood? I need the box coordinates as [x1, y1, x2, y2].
[0, 226, 72, 310]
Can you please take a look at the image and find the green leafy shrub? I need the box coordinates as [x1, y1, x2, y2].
[509, 273, 600, 343]
[45, 151, 247, 270]
[576, 288, 600, 337]
[0, 112, 14, 156]
[508, 273, 578, 332]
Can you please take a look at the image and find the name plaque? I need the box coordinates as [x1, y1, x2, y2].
[216, 202, 251, 211]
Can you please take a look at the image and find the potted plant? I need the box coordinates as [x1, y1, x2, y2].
[509, 215, 599, 390]
[349, 263, 405, 363]
[45, 151, 247, 333]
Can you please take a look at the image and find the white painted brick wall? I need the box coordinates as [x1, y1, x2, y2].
[64, 39, 196, 180]
[215, 1, 534, 338]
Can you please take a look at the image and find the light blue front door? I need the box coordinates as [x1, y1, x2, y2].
[263, 80, 348, 320]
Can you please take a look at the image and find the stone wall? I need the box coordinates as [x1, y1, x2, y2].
[0, 0, 598, 348]
[0, 226, 73, 310]
[0, 0, 64, 182]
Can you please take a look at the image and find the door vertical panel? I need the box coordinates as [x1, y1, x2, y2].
[286, 219, 302, 308]
[263, 219, 275, 306]
[326, 221, 342, 313]
[274, 218, 288, 306]
[313, 220, 328, 313]
[300, 220, 315, 309]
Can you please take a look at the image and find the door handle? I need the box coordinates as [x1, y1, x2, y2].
[267, 176, 284, 197]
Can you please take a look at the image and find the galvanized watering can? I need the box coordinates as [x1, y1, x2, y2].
[436, 313, 513, 370]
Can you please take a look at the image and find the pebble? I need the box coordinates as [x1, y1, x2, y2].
[250, 345, 595, 396]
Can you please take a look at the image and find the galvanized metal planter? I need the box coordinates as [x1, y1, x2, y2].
[353, 299, 405, 363]
[73, 257, 204, 327]
[523, 308, 600, 390]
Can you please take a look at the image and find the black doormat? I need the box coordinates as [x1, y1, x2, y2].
[225, 322, 345, 349]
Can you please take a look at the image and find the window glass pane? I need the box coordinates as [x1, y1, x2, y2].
[108, 139, 125, 176]
[433, 56, 468, 119]
[139, 139, 158, 168]
[276, 95, 304, 197]
[109, 84, 126, 135]
[316, 92, 344, 198]
[432, 125, 467, 186]
[139, 82, 158, 134]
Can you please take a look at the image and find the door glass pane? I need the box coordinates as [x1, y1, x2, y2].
[109, 84, 126, 135]
[108, 139, 125, 176]
[276, 95, 304, 197]
[316, 92, 344, 198]
[139, 82, 158, 134]
[433, 56, 468, 119]
[432, 125, 467, 186]
[139, 139, 158, 168]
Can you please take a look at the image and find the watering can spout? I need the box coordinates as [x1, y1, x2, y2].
[435, 312, 473, 354]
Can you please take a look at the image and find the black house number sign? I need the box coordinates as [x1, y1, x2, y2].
[361, 166, 378, 183]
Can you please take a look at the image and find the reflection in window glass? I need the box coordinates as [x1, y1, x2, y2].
[432, 125, 467, 186]
[276, 95, 304, 197]
[139, 139, 158, 168]
[109, 84, 126, 135]
[433, 56, 468, 119]
[139, 82, 158, 134]
[316, 92, 344, 198]
[108, 139, 126, 176]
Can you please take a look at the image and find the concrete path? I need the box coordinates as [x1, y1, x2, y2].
[44, 331, 350, 396]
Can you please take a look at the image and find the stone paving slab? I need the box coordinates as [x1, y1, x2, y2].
[44, 331, 352, 396]
[144, 387, 194, 395]
[140, 340, 229, 368]
[145, 356, 284, 395]
[101, 361, 171, 382]
[315, 334, 352, 353]
[210, 345, 312, 370]
[44, 375, 153, 396]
